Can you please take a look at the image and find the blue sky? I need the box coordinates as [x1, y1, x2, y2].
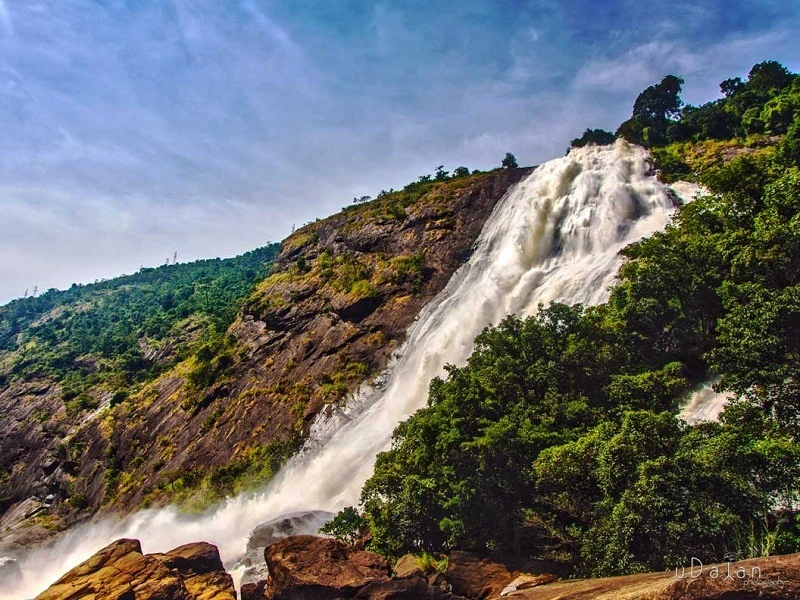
[0, 1, 798, 303]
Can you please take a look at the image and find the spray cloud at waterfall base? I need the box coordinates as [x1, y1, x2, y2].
[4, 140, 687, 599]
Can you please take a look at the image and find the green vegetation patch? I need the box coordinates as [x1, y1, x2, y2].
[0, 245, 280, 418]
[147, 436, 302, 513]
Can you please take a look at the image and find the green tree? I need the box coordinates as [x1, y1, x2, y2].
[671, 101, 738, 141]
[720, 77, 745, 97]
[633, 74, 684, 122]
[501, 153, 519, 169]
[535, 412, 769, 575]
[747, 61, 794, 95]
[0, 244, 279, 418]
[570, 129, 615, 148]
[362, 306, 634, 558]
[321, 507, 366, 546]
[777, 122, 800, 168]
[617, 75, 684, 146]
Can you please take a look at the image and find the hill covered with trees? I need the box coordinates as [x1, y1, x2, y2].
[0, 246, 280, 401]
[0, 246, 279, 524]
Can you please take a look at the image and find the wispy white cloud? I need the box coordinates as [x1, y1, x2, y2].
[573, 28, 799, 102]
[0, 0, 13, 36]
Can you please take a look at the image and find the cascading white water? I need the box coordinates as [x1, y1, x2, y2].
[3, 140, 685, 600]
[680, 379, 730, 424]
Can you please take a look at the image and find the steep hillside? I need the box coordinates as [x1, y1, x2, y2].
[0, 247, 280, 390]
[0, 167, 529, 551]
[0, 247, 280, 547]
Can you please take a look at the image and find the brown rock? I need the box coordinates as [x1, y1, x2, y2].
[36, 539, 185, 600]
[240, 511, 335, 587]
[355, 576, 469, 600]
[393, 554, 424, 579]
[156, 542, 236, 600]
[182, 572, 237, 600]
[152, 541, 226, 575]
[35, 538, 236, 600]
[240, 580, 268, 600]
[505, 552, 800, 600]
[498, 574, 559, 596]
[260, 535, 391, 600]
[246, 537, 470, 600]
[446, 551, 517, 600]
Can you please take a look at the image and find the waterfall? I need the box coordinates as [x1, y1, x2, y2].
[680, 379, 730, 424]
[3, 140, 686, 599]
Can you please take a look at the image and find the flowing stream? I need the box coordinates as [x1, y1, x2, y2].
[4, 140, 690, 599]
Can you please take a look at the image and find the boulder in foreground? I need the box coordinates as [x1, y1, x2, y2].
[241, 535, 471, 600]
[35, 538, 236, 600]
[505, 552, 800, 599]
[253, 534, 390, 599]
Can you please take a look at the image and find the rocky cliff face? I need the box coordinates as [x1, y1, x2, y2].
[0, 168, 530, 550]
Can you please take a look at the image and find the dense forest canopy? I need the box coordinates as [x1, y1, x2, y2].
[615, 61, 799, 147]
[0, 245, 279, 408]
[333, 60, 800, 576]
